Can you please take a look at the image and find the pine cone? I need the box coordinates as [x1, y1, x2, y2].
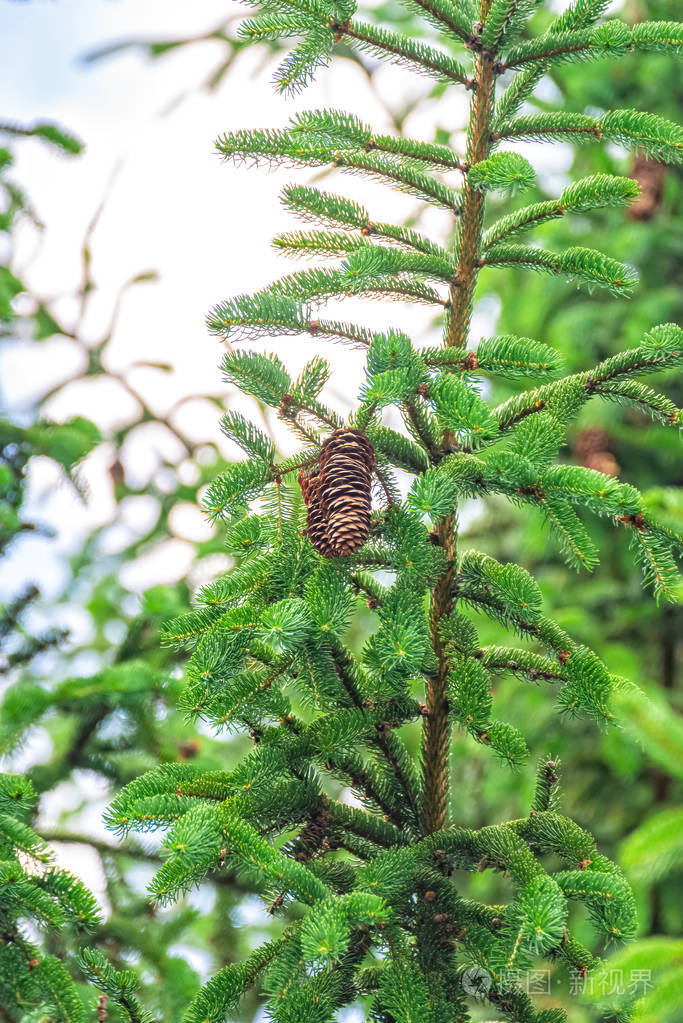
[628, 152, 666, 222]
[299, 467, 336, 558]
[319, 430, 374, 555]
[299, 429, 375, 557]
[573, 427, 620, 477]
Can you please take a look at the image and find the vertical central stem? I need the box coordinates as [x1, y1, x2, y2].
[448, 53, 496, 349]
[421, 50, 496, 836]
[421, 510, 458, 835]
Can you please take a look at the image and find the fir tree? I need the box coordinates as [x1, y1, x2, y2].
[103, 3, 682, 1022]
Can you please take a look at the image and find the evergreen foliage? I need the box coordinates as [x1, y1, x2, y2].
[461, 13, 683, 1017]
[0, 773, 101, 1021]
[0, 378, 103, 1023]
[91, 2, 683, 1022]
[1, 105, 253, 1022]
[0, 401, 226, 1022]
[578, 690, 683, 1023]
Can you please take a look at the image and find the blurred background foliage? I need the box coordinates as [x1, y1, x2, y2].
[0, 1, 680, 1021]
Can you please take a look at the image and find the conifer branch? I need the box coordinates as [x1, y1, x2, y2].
[494, 7, 681, 124]
[403, 0, 477, 44]
[483, 243, 637, 297]
[329, 638, 422, 828]
[476, 647, 566, 683]
[498, 20, 683, 70]
[483, 174, 640, 247]
[281, 183, 452, 260]
[497, 27, 597, 70]
[325, 796, 406, 848]
[341, 20, 474, 85]
[332, 150, 462, 211]
[403, 398, 443, 461]
[492, 109, 683, 165]
[492, 331, 683, 434]
[350, 571, 386, 607]
[289, 109, 466, 171]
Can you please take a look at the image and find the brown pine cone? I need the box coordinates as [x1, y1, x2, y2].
[573, 427, 620, 477]
[628, 152, 666, 222]
[319, 430, 374, 556]
[298, 430, 375, 557]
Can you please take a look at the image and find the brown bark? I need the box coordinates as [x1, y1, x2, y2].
[421, 45, 497, 834]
